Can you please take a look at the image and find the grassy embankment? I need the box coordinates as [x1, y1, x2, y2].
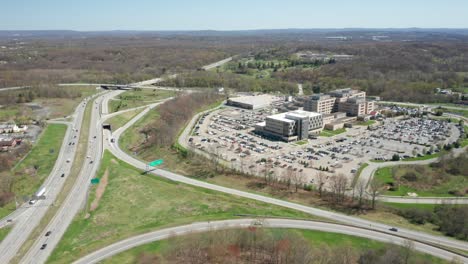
[0, 124, 67, 219]
[108, 89, 176, 113]
[47, 151, 318, 264]
[105, 108, 145, 131]
[374, 165, 466, 197]
[319, 128, 346, 137]
[104, 228, 446, 264]
[0, 226, 11, 243]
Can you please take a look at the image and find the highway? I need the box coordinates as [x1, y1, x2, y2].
[201, 57, 232, 70]
[73, 219, 467, 264]
[0, 86, 31, 92]
[106, 100, 468, 253]
[1, 63, 465, 263]
[379, 100, 468, 111]
[19, 91, 124, 264]
[0, 91, 105, 263]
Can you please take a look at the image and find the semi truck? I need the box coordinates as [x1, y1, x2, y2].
[29, 187, 46, 205]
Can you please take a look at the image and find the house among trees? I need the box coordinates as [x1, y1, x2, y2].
[0, 138, 20, 151]
[0, 123, 28, 134]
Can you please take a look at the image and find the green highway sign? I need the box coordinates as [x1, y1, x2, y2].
[149, 159, 164, 167]
[91, 178, 100, 185]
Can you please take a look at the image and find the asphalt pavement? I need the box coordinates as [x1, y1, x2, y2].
[73, 219, 467, 264]
[106, 101, 468, 253]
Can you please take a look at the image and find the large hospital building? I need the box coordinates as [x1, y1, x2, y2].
[304, 88, 374, 116]
[255, 110, 323, 142]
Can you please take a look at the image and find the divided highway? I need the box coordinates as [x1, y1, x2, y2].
[1, 62, 466, 263]
[20, 91, 123, 264]
[0, 91, 105, 263]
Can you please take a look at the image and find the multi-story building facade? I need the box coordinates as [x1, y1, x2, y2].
[255, 110, 323, 141]
[304, 88, 374, 117]
[303, 94, 336, 114]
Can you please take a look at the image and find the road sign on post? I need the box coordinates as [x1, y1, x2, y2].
[149, 159, 164, 167]
[91, 178, 100, 185]
[146, 159, 164, 173]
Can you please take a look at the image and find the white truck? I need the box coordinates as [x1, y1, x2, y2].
[29, 187, 46, 205]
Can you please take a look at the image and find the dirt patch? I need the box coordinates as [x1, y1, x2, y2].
[89, 168, 109, 212]
[110, 159, 118, 165]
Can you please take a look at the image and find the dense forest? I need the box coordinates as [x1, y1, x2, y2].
[1, 30, 468, 103]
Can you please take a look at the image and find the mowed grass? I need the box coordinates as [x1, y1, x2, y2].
[109, 89, 176, 112]
[105, 108, 144, 130]
[319, 128, 346, 137]
[12, 123, 67, 196]
[47, 151, 316, 264]
[103, 228, 446, 264]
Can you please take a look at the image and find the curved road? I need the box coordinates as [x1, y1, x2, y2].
[74, 218, 467, 264]
[359, 149, 468, 204]
[106, 101, 468, 253]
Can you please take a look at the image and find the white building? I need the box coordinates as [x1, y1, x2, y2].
[255, 110, 323, 142]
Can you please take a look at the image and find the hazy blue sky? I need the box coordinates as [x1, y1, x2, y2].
[1, 0, 467, 30]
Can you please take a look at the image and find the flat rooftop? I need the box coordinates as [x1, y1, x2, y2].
[267, 110, 321, 122]
[228, 94, 278, 107]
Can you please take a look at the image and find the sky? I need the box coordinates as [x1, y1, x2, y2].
[1, 0, 467, 30]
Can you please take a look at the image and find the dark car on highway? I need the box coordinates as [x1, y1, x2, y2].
[389, 227, 398, 232]
[45, 231, 52, 236]
[40, 244, 47, 250]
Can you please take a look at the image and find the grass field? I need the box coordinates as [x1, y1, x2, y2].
[402, 152, 440, 161]
[0, 86, 98, 122]
[109, 89, 175, 112]
[0, 106, 32, 122]
[355, 120, 376, 126]
[0, 226, 11, 243]
[319, 128, 346, 137]
[12, 124, 67, 197]
[47, 151, 317, 264]
[103, 228, 446, 264]
[374, 165, 466, 197]
[105, 108, 144, 130]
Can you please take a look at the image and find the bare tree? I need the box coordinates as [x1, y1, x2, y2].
[316, 172, 326, 198]
[330, 174, 348, 205]
[292, 170, 305, 193]
[402, 240, 415, 264]
[368, 177, 382, 209]
[354, 179, 367, 209]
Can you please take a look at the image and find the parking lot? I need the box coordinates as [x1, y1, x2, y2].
[188, 107, 460, 188]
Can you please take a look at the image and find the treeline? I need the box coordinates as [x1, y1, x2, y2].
[137, 227, 429, 264]
[159, 71, 297, 94]
[397, 204, 468, 241]
[0, 86, 82, 105]
[138, 92, 222, 149]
